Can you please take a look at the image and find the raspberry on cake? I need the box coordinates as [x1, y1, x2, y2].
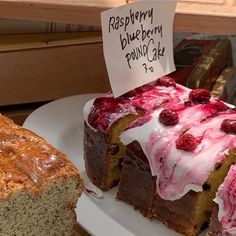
[221, 119, 236, 133]
[159, 109, 179, 126]
[175, 133, 199, 151]
[189, 88, 211, 104]
[155, 76, 176, 87]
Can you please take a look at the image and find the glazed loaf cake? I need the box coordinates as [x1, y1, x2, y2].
[84, 77, 236, 235]
[0, 115, 83, 235]
[117, 85, 236, 235]
[83, 78, 183, 190]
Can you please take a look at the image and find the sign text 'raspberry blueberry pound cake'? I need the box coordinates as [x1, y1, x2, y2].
[83, 77, 236, 235]
[0, 116, 83, 236]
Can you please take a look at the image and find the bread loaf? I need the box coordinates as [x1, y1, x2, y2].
[0, 115, 83, 235]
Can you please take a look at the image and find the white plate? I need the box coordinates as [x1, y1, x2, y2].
[23, 94, 205, 236]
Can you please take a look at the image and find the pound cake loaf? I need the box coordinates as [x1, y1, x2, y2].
[0, 115, 83, 235]
[208, 163, 236, 236]
[83, 77, 188, 190]
[117, 88, 236, 235]
[84, 77, 236, 235]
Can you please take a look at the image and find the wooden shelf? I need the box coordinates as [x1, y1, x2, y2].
[0, 0, 236, 34]
[175, 0, 236, 34]
[0, 32, 109, 106]
[0, 0, 126, 26]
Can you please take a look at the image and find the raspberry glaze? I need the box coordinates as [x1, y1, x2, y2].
[85, 78, 188, 133]
[120, 102, 235, 200]
[84, 79, 236, 230]
[84, 79, 236, 202]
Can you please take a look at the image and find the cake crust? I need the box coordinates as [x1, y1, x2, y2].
[0, 115, 82, 198]
[0, 115, 83, 235]
[208, 205, 227, 236]
[116, 141, 156, 217]
[84, 121, 108, 189]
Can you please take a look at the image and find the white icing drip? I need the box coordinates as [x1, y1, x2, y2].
[121, 108, 236, 200]
[83, 98, 95, 122]
[214, 195, 224, 221]
[83, 99, 98, 132]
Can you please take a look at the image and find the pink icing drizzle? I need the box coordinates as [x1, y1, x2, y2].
[120, 91, 236, 200]
[147, 112, 236, 200]
[215, 165, 236, 234]
[86, 79, 236, 203]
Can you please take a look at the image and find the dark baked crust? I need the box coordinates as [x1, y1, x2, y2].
[153, 190, 199, 235]
[117, 141, 156, 217]
[84, 121, 108, 189]
[208, 205, 222, 236]
[84, 113, 138, 191]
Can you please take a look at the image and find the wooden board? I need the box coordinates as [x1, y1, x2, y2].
[0, 0, 236, 34]
[0, 31, 102, 51]
[0, 32, 110, 106]
[174, 0, 236, 34]
[0, 0, 126, 26]
[176, 0, 235, 17]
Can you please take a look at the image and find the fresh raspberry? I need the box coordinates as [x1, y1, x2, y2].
[189, 89, 211, 104]
[221, 119, 236, 134]
[159, 109, 179, 126]
[212, 100, 228, 112]
[176, 133, 198, 151]
[156, 77, 176, 87]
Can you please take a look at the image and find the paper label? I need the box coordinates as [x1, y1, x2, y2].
[101, 0, 177, 97]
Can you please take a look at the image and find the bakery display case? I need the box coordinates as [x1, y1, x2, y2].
[0, 1, 235, 236]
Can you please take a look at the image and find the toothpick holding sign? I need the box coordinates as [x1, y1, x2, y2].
[101, 0, 177, 97]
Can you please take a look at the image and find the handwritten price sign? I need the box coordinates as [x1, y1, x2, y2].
[101, 1, 177, 97]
